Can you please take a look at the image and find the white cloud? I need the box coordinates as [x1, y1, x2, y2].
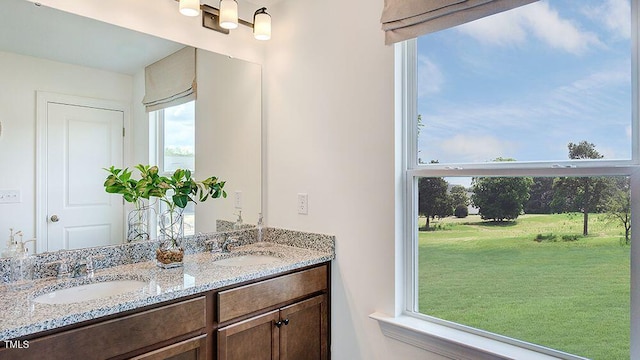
[546, 66, 630, 118]
[435, 134, 513, 162]
[583, 0, 631, 39]
[420, 64, 631, 161]
[457, 2, 601, 54]
[418, 55, 444, 97]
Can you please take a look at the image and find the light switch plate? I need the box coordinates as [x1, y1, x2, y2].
[234, 191, 242, 209]
[0, 189, 21, 204]
[297, 193, 308, 215]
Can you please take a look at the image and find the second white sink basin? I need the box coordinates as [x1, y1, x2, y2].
[32, 280, 148, 305]
[213, 254, 282, 267]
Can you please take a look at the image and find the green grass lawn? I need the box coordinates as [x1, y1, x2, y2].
[419, 213, 630, 360]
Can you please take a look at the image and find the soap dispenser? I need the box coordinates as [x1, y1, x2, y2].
[10, 233, 34, 287]
[11, 248, 33, 285]
[1, 228, 20, 258]
[233, 211, 243, 230]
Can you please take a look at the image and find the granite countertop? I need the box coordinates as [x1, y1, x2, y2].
[0, 241, 333, 341]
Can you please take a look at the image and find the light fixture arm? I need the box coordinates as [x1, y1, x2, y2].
[202, 4, 255, 33]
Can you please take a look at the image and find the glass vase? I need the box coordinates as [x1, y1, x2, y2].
[156, 207, 185, 268]
[127, 200, 152, 242]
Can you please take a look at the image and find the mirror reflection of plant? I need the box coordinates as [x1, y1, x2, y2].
[103, 166, 148, 210]
[105, 164, 227, 247]
[105, 164, 227, 210]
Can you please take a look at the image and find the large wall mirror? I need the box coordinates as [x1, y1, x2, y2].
[0, 0, 262, 256]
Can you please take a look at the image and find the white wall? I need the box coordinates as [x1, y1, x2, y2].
[262, 0, 446, 359]
[196, 50, 262, 231]
[20, 0, 447, 358]
[0, 51, 133, 252]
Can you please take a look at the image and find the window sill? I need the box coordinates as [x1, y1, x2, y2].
[370, 312, 575, 360]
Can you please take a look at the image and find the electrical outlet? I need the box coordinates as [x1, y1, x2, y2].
[0, 189, 21, 204]
[234, 191, 242, 209]
[297, 193, 308, 215]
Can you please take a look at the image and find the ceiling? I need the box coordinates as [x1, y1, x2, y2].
[1, 0, 184, 75]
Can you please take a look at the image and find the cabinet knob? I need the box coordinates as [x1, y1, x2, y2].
[275, 321, 283, 328]
[282, 318, 289, 326]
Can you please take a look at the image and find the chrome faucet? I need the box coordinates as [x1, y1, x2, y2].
[58, 257, 94, 278]
[205, 236, 240, 253]
[221, 237, 239, 252]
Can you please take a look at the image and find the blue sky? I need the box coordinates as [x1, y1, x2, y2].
[163, 101, 195, 154]
[417, 0, 632, 164]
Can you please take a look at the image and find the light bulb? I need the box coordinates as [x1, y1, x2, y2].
[253, 8, 271, 41]
[219, 0, 239, 30]
[179, 0, 200, 17]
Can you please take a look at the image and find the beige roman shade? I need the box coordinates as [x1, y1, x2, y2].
[142, 46, 197, 112]
[381, 0, 538, 45]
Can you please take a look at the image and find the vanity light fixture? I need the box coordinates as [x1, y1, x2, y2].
[176, 0, 271, 40]
[253, 7, 271, 41]
[179, 0, 200, 17]
[219, 0, 239, 29]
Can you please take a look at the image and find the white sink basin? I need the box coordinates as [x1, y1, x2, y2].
[213, 254, 281, 267]
[32, 280, 148, 305]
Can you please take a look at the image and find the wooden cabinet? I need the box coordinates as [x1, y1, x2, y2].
[130, 334, 207, 360]
[217, 265, 329, 360]
[217, 295, 327, 360]
[0, 263, 330, 360]
[0, 297, 206, 360]
[218, 310, 281, 360]
[279, 295, 328, 360]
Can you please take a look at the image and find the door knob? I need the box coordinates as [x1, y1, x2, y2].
[50, 215, 60, 222]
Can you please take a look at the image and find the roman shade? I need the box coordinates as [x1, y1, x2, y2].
[142, 46, 197, 112]
[381, 0, 538, 45]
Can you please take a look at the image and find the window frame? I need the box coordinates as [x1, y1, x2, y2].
[398, 1, 640, 358]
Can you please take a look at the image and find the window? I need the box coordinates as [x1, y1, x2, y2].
[150, 101, 196, 235]
[402, 1, 637, 359]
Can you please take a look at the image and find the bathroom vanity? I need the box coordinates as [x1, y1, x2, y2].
[0, 229, 334, 360]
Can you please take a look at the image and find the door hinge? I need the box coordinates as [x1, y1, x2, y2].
[122, 127, 125, 137]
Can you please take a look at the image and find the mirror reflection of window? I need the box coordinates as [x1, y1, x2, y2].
[161, 101, 195, 173]
[150, 100, 196, 235]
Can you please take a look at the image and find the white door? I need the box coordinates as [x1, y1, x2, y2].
[44, 101, 124, 251]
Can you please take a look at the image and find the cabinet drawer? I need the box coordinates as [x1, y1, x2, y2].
[218, 265, 327, 323]
[130, 334, 207, 360]
[2, 296, 206, 360]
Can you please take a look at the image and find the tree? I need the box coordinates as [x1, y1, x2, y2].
[449, 185, 469, 208]
[471, 176, 533, 222]
[552, 141, 613, 236]
[524, 177, 555, 214]
[418, 177, 452, 229]
[470, 158, 533, 222]
[604, 177, 631, 245]
[454, 204, 469, 218]
[449, 185, 469, 218]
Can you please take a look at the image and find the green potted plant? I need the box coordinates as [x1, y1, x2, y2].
[103, 166, 154, 242]
[104, 164, 227, 268]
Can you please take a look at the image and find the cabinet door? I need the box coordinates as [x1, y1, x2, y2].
[129, 334, 207, 360]
[218, 310, 280, 360]
[279, 295, 328, 360]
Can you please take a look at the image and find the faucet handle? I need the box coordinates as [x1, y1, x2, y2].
[205, 239, 222, 253]
[83, 257, 95, 277]
[223, 237, 240, 252]
[57, 259, 70, 279]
